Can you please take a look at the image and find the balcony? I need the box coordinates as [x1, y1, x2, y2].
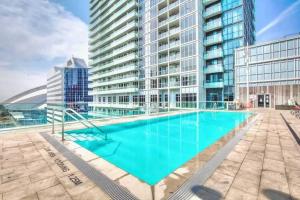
[90, 103, 140, 109]
[204, 64, 224, 74]
[158, 6, 168, 15]
[169, 54, 180, 62]
[92, 87, 139, 95]
[169, 14, 179, 22]
[169, 40, 180, 48]
[159, 56, 168, 63]
[203, 0, 219, 6]
[158, 19, 168, 27]
[169, 27, 180, 35]
[204, 81, 224, 88]
[90, 65, 137, 80]
[203, 4, 222, 18]
[159, 44, 168, 51]
[204, 49, 223, 60]
[159, 31, 168, 39]
[169, 66, 180, 74]
[169, 81, 180, 87]
[169, 1, 179, 10]
[159, 68, 168, 75]
[204, 34, 223, 46]
[204, 19, 222, 32]
[91, 76, 139, 87]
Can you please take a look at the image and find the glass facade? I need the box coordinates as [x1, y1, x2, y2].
[203, 0, 255, 101]
[47, 58, 92, 120]
[235, 35, 300, 107]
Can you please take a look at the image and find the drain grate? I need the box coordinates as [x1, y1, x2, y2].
[40, 132, 139, 200]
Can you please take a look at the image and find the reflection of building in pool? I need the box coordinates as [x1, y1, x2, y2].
[47, 57, 92, 122]
[235, 34, 300, 108]
[1, 85, 47, 128]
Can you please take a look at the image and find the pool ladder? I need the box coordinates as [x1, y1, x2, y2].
[52, 108, 107, 141]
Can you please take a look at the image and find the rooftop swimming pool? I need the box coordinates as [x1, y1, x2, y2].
[65, 111, 251, 185]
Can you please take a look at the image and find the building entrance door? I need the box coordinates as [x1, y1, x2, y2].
[258, 95, 264, 107]
[265, 94, 270, 108]
[257, 94, 271, 108]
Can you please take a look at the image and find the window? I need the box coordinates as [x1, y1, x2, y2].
[119, 96, 129, 104]
[181, 14, 196, 29]
[181, 74, 196, 86]
[181, 57, 196, 72]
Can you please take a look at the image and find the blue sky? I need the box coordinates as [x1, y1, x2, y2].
[54, 0, 300, 42]
[0, 0, 300, 101]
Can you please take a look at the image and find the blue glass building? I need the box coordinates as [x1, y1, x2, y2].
[47, 57, 92, 121]
[203, 0, 255, 101]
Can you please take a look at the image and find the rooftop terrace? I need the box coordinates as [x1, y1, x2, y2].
[0, 109, 299, 200]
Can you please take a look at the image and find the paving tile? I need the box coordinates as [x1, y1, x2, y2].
[216, 159, 241, 177]
[30, 176, 60, 192]
[265, 149, 283, 161]
[289, 183, 300, 200]
[263, 158, 285, 173]
[72, 186, 111, 200]
[89, 158, 127, 181]
[226, 150, 246, 163]
[72, 147, 98, 162]
[245, 150, 265, 162]
[29, 166, 55, 183]
[49, 160, 78, 178]
[260, 171, 290, 195]
[231, 176, 259, 196]
[58, 171, 94, 198]
[285, 168, 300, 186]
[37, 184, 72, 200]
[118, 174, 152, 200]
[204, 171, 234, 197]
[240, 159, 263, 175]
[0, 176, 31, 193]
[235, 169, 261, 185]
[225, 187, 257, 200]
[266, 144, 282, 153]
[2, 185, 36, 200]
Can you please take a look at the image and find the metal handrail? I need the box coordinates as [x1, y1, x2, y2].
[64, 108, 107, 140]
[49, 107, 107, 141]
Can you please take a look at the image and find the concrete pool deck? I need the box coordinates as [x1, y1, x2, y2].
[0, 110, 299, 200]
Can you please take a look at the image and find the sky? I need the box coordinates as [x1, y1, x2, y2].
[0, 0, 300, 102]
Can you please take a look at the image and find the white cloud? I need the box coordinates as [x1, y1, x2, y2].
[257, 0, 300, 36]
[0, 0, 88, 102]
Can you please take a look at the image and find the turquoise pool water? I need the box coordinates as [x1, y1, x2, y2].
[65, 111, 251, 185]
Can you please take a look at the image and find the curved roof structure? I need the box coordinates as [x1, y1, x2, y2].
[2, 85, 47, 110]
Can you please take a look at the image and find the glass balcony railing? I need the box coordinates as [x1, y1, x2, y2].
[159, 44, 168, 51]
[169, 81, 180, 87]
[204, 64, 224, 74]
[204, 34, 223, 46]
[159, 32, 168, 39]
[203, 4, 222, 18]
[204, 49, 223, 59]
[204, 19, 222, 32]
[159, 56, 168, 63]
[0, 100, 244, 131]
[203, 0, 219, 6]
[204, 81, 224, 88]
[169, 54, 180, 61]
[169, 40, 180, 48]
